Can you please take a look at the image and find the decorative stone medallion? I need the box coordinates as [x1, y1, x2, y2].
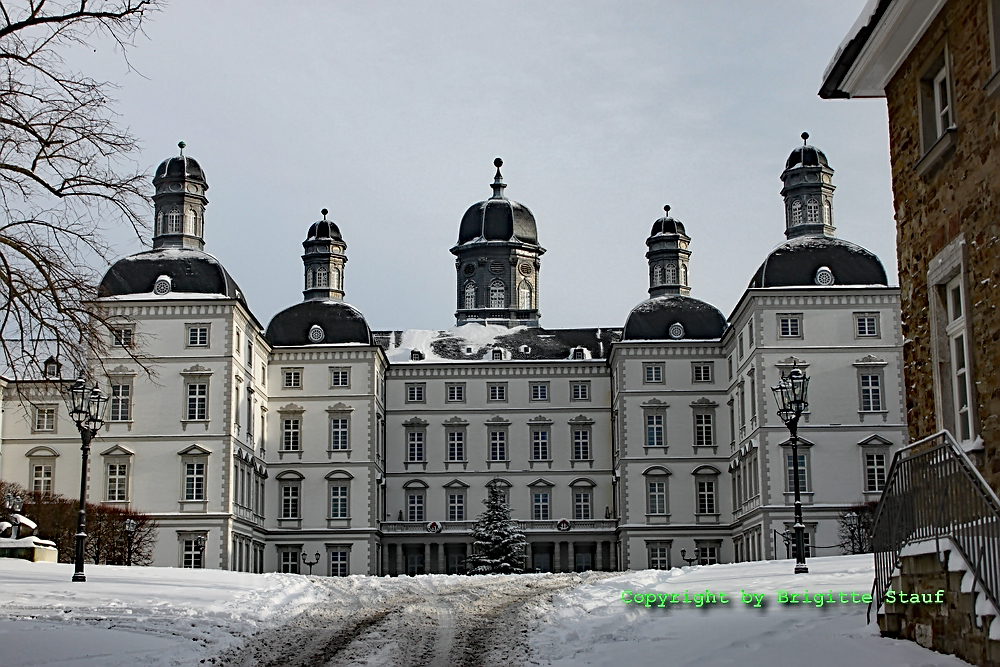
[489, 260, 504, 274]
[668, 322, 685, 339]
[519, 262, 532, 276]
[308, 324, 325, 343]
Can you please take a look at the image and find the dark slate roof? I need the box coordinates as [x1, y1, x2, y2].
[374, 327, 621, 361]
[266, 300, 373, 346]
[306, 219, 342, 241]
[749, 236, 888, 289]
[623, 295, 727, 340]
[98, 248, 248, 307]
[785, 145, 830, 170]
[153, 155, 207, 185]
[649, 212, 686, 237]
[457, 198, 539, 245]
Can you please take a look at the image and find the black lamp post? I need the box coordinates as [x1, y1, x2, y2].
[302, 551, 321, 575]
[679, 548, 698, 567]
[3, 493, 24, 539]
[771, 366, 810, 574]
[68, 377, 108, 582]
[124, 518, 137, 566]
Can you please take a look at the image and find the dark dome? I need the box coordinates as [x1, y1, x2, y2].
[457, 198, 538, 245]
[785, 145, 829, 170]
[265, 300, 373, 346]
[306, 219, 342, 241]
[749, 236, 888, 288]
[623, 295, 726, 340]
[98, 248, 247, 306]
[649, 208, 686, 237]
[154, 155, 207, 185]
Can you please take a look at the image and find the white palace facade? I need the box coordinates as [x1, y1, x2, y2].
[0, 142, 907, 575]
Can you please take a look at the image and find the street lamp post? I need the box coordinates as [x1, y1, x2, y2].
[302, 551, 321, 575]
[124, 518, 137, 566]
[679, 548, 698, 567]
[771, 367, 810, 574]
[68, 377, 109, 583]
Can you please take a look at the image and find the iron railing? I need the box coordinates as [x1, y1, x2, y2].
[870, 430, 1000, 623]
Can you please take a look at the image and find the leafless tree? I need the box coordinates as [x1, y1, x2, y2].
[838, 501, 878, 554]
[0, 1, 162, 381]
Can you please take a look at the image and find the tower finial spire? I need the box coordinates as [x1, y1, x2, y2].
[664, 205, 670, 216]
[801, 131, 809, 145]
[491, 157, 506, 199]
[321, 208, 328, 219]
[178, 140, 185, 156]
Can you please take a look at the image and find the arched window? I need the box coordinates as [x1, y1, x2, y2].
[305, 269, 314, 289]
[664, 263, 678, 284]
[791, 200, 803, 226]
[824, 200, 832, 225]
[464, 281, 476, 310]
[316, 267, 329, 287]
[682, 265, 688, 286]
[806, 199, 820, 224]
[518, 281, 532, 310]
[156, 211, 163, 235]
[490, 280, 505, 309]
[166, 208, 182, 233]
[331, 268, 341, 290]
[653, 265, 663, 286]
[186, 208, 197, 235]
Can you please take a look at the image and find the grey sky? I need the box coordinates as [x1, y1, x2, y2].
[83, 0, 890, 332]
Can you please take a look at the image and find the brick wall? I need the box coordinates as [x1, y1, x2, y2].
[885, 0, 1000, 491]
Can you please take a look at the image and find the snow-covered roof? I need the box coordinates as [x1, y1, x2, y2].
[375, 325, 620, 362]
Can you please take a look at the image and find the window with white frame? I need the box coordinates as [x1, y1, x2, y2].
[692, 362, 713, 383]
[865, 453, 887, 493]
[282, 418, 301, 451]
[646, 413, 664, 447]
[33, 405, 55, 432]
[790, 199, 802, 226]
[518, 281, 532, 310]
[855, 313, 879, 338]
[278, 547, 299, 573]
[330, 549, 349, 577]
[408, 431, 425, 462]
[186, 383, 208, 421]
[182, 537, 204, 568]
[919, 50, 954, 151]
[111, 326, 134, 348]
[184, 461, 206, 500]
[647, 478, 667, 515]
[448, 492, 465, 521]
[407, 493, 424, 521]
[778, 315, 802, 338]
[571, 381, 590, 401]
[490, 430, 507, 461]
[280, 482, 300, 519]
[785, 452, 808, 493]
[330, 485, 349, 518]
[489, 280, 505, 308]
[532, 491, 550, 520]
[697, 479, 717, 515]
[488, 383, 507, 401]
[694, 413, 713, 447]
[492, 348, 504, 360]
[330, 368, 350, 387]
[531, 429, 550, 460]
[31, 462, 53, 494]
[644, 364, 663, 383]
[695, 543, 719, 565]
[664, 263, 677, 284]
[447, 430, 465, 461]
[572, 429, 591, 460]
[946, 275, 974, 441]
[530, 383, 549, 401]
[187, 325, 209, 347]
[283, 369, 302, 388]
[109, 382, 131, 421]
[106, 462, 128, 501]
[806, 198, 820, 225]
[648, 543, 670, 570]
[860, 374, 883, 412]
[572, 348, 586, 360]
[573, 491, 591, 520]
[447, 383, 466, 402]
[464, 281, 476, 309]
[329, 417, 349, 450]
[406, 383, 425, 403]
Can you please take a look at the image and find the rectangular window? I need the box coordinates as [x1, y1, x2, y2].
[32, 464, 53, 494]
[406, 383, 425, 403]
[695, 413, 713, 447]
[786, 453, 808, 492]
[34, 406, 55, 432]
[330, 368, 350, 387]
[106, 463, 128, 501]
[488, 383, 507, 402]
[571, 382, 590, 400]
[112, 327, 134, 348]
[330, 485, 349, 518]
[330, 549, 349, 577]
[532, 430, 549, 460]
[330, 418, 349, 450]
[649, 545, 669, 570]
[186, 383, 208, 421]
[860, 374, 883, 412]
[573, 429, 591, 460]
[282, 418, 301, 451]
[933, 65, 951, 137]
[187, 325, 209, 347]
[110, 383, 131, 421]
[408, 431, 425, 462]
[448, 493, 465, 521]
[407, 493, 424, 522]
[574, 492, 591, 520]
[646, 414, 664, 447]
[532, 492, 550, 520]
[490, 430, 507, 461]
[738, 333, 744, 358]
[530, 383, 549, 401]
[696, 545, 719, 565]
[447, 431, 465, 461]
[692, 363, 713, 383]
[855, 313, 879, 337]
[644, 364, 663, 383]
[727, 356, 733, 380]
[184, 462, 206, 500]
[283, 369, 302, 388]
[865, 453, 887, 493]
[280, 484, 300, 519]
[697, 480, 717, 515]
[648, 481, 666, 515]
[778, 315, 801, 338]
[279, 549, 299, 574]
[183, 539, 204, 569]
[446, 383, 465, 402]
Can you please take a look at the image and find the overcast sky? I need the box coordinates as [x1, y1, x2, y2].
[83, 0, 891, 332]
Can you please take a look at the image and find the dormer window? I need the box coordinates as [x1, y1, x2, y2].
[492, 348, 503, 360]
[410, 350, 424, 361]
[44, 358, 59, 377]
[791, 200, 803, 225]
[572, 348, 585, 360]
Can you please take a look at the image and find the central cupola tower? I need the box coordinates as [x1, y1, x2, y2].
[152, 141, 209, 251]
[780, 132, 836, 239]
[646, 205, 692, 298]
[302, 209, 347, 301]
[450, 158, 545, 327]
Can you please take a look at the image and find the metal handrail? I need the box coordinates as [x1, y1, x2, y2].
[869, 430, 1000, 623]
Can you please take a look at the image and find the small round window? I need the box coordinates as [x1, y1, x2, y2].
[153, 278, 171, 295]
[668, 322, 685, 339]
[308, 324, 325, 343]
[815, 267, 835, 286]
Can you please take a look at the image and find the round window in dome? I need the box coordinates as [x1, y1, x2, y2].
[668, 322, 685, 339]
[463, 263, 475, 276]
[519, 262, 532, 276]
[153, 277, 171, 295]
[815, 266, 835, 286]
[308, 324, 325, 343]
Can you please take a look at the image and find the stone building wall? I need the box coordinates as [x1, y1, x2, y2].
[884, 0, 1000, 490]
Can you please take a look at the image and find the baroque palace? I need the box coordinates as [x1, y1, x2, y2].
[0, 140, 906, 575]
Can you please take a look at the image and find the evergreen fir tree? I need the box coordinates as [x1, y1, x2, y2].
[466, 483, 527, 575]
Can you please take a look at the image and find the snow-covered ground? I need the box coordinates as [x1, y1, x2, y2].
[0, 555, 971, 666]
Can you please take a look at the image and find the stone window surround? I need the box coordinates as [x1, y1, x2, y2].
[185, 322, 211, 348]
[101, 444, 134, 503]
[487, 382, 508, 402]
[326, 403, 354, 457]
[853, 356, 889, 418]
[326, 543, 352, 577]
[643, 465, 670, 520]
[529, 381, 550, 402]
[277, 404, 305, 460]
[329, 366, 351, 389]
[31, 403, 57, 433]
[178, 444, 211, 509]
[25, 446, 58, 495]
[282, 367, 303, 389]
[776, 313, 803, 339]
[326, 470, 352, 526]
[405, 382, 426, 404]
[528, 416, 553, 464]
[568, 415, 595, 465]
[858, 435, 891, 498]
[444, 479, 470, 521]
[691, 361, 714, 384]
[570, 380, 591, 401]
[446, 382, 466, 403]
[443, 417, 469, 468]
[915, 40, 957, 177]
[646, 540, 673, 570]
[853, 312, 881, 339]
[107, 367, 137, 427]
[180, 365, 213, 430]
[642, 363, 664, 384]
[276, 470, 303, 525]
[692, 465, 721, 522]
[780, 438, 814, 501]
[403, 417, 429, 469]
[690, 398, 718, 450]
[642, 399, 668, 450]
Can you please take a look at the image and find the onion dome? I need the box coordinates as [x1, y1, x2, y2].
[623, 295, 726, 340]
[153, 142, 207, 187]
[649, 205, 687, 237]
[265, 300, 373, 346]
[306, 210, 343, 241]
[98, 248, 248, 308]
[457, 158, 539, 245]
[785, 142, 829, 170]
[748, 236, 888, 288]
